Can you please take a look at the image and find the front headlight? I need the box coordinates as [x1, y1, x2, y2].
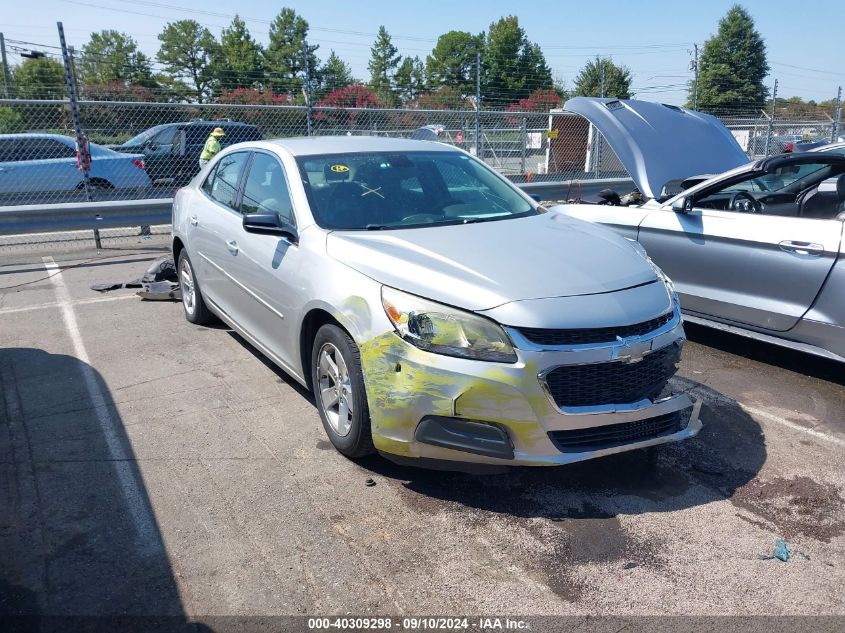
[381, 287, 517, 363]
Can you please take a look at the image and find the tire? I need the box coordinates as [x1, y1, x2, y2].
[177, 250, 213, 325]
[311, 324, 375, 458]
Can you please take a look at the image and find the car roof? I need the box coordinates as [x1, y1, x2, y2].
[0, 133, 74, 141]
[264, 135, 457, 157]
[181, 120, 258, 128]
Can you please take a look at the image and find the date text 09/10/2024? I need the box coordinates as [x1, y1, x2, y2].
[307, 617, 531, 630]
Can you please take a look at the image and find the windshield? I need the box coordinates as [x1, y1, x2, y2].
[296, 150, 537, 230]
[719, 163, 830, 194]
[122, 125, 167, 146]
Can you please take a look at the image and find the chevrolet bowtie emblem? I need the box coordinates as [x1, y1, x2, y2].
[612, 337, 653, 363]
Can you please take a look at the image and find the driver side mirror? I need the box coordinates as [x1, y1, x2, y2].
[671, 196, 694, 213]
[243, 212, 299, 244]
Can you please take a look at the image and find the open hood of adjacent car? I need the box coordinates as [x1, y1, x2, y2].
[563, 97, 750, 200]
[326, 212, 658, 313]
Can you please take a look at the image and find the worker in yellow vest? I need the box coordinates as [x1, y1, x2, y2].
[199, 127, 225, 168]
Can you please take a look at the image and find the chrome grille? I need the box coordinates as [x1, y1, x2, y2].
[517, 311, 674, 347]
[543, 343, 681, 409]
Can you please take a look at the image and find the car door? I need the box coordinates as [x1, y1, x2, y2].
[18, 138, 79, 194]
[638, 162, 843, 332]
[143, 126, 179, 182]
[190, 151, 251, 320]
[0, 138, 21, 195]
[230, 150, 304, 369]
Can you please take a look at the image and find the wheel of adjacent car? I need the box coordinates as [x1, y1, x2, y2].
[311, 324, 375, 458]
[177, 250, 213, 325]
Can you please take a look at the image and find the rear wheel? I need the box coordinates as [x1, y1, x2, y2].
[178, 250, 213, 325]
[311, 324, 374, 458]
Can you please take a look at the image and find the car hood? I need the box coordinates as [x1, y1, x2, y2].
[326, 212, 658, 313]
[564, 96, 749, 200]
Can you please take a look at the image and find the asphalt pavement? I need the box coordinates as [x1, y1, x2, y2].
[1, 243, 844, 627]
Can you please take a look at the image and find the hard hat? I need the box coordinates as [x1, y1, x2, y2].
[211, 127, 225, 137]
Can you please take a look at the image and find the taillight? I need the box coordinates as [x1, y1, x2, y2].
[132, 158, 145, 170]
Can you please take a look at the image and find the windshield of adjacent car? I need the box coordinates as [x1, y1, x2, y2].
[296, 150, 537, 230]
[718, 162, 830, 194]
[122, 125, 168, 146]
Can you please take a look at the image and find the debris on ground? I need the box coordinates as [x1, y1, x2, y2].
[773, 538, 791, 562]
[365, 478, 376, 487]
[91, 255, 181, 301]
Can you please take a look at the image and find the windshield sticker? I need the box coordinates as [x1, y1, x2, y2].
[330, 164, 349, 173]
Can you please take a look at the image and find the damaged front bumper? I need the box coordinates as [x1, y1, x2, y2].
[360, 305, 701, 468]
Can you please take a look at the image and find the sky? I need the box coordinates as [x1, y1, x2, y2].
[3, 0, 843, 106]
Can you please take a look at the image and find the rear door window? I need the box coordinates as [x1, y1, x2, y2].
[22, 138, 76, 160]
[208, 151, 249, 210]
[0, 139, 20, 162]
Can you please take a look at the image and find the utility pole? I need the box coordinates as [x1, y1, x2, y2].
[302, 40, 313, 137]
[690, 43, 699, 111]
[475, 51, 481, 158]
[599, 59, 606, 98]
[0, 33, 10, 98]
[764, 78, 778, 157]
[58, 21, 99, 248]
[832, 86, 842, 142]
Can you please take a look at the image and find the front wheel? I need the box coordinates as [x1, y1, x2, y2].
[178, 250, 213, 325]
[311, 324, 375, 458]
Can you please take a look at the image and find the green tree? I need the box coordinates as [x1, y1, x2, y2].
[0, 106, 24, 133]
[483, 16, 552, 105]
[692, 4, 769, 112]
[319, 50, 355, 95]
[395, 56, 425, 103]
[79, 30, 155, 88]
[368, 26, 401, 105]
[425, 31, 483, 95]
[12, 57, 66, 99]
[573, 57, 632, 99]
[157, 20, 219, 102]
[264, 8, 319, 97]
[217, 16, 263, 91]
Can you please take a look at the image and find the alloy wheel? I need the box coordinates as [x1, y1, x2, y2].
[317, 342, 354, 437]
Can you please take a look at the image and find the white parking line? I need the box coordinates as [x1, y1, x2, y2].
[0, 293, 137, 316]
[42, 256, 160, 554]
[676, 375, 845, 449]
[741, 403, 845, 449]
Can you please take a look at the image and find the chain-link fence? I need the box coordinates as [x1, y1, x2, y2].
[0, 99, 601, 207]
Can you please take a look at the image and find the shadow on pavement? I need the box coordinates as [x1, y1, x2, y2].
[0, 348, 208, 632]
[684, 322, 845, 386]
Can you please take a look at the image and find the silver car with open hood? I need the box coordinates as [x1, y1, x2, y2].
[560, 97, 845, 363]
[172, 136, 700, 470]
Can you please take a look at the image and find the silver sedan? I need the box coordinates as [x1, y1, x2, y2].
[172, 136, 699, 469]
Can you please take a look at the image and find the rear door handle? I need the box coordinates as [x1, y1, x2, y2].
[189, 215, 198, 226]
[226, 240, 239, 255]
[778, 240, 824, 256]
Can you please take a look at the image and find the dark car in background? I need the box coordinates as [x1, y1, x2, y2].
[111, 120, 262, 185]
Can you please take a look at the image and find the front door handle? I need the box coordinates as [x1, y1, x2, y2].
[778, 240, 824, 256]
[226, 240, 239, 255]
[189, 215, 198, 226]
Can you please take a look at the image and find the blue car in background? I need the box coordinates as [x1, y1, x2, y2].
[0, 133, 152, 202]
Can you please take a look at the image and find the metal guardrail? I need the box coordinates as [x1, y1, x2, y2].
[0, 199, 172, 235]
[519, 177, 633, 201]
[0, 178, 634, 237]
